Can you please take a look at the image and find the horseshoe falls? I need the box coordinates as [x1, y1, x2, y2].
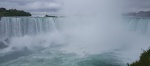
[125, 17, 150, 35]
[0, 0, 150, 66]
[0, 16, 149, 66]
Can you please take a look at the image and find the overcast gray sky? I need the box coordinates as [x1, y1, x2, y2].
[0, 0, 149, 16]
[0, 0, 61, 16]
[123, 0, 150, 12]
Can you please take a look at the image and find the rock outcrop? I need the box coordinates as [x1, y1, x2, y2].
[0, 41, 8, 49]
[0, 38, 10, 49]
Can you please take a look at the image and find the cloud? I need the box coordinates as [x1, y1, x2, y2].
[124, 0, 150, 12]
[0, 0, 150, 15]
[0, 0, 61, 16]
[18, 1, 61, 13]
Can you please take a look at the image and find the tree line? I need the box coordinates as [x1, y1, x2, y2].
[0, 7, 31, 16]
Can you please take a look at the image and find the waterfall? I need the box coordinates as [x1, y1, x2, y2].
[124, 17, 150, 35]
[0, 16, 150, 66]
[0, 17, 60, 38]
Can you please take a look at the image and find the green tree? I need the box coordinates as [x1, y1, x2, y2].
[130, 49, 150, 66]
[0, 7, 31, 16]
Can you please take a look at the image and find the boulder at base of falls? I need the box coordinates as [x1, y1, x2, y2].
[0, 38, 10, 49]
[0, 41, 8, 49]
[4, 38, 10, 44]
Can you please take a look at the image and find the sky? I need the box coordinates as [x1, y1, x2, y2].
[124, 0, 150, 12]
[0, 0, 62, 16]
[0, 0, 149, 16]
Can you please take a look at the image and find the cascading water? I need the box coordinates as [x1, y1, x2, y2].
[0, 17, 60, 38]
[125, 17, 150, 35]
[0, 16, 149, 66]
[0, 0, 150, 66]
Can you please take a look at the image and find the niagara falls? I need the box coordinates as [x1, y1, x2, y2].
[0, 0, 150, 66]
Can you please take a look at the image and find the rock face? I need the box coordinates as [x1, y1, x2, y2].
[0, 38, 10, 49]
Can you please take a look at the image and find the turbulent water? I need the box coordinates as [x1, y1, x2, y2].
[0, 17, 150, 66]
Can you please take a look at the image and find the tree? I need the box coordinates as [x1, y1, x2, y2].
[0, 7, 31, 16]
[0, 8, 6, 12]
[129, 48, 150, 66]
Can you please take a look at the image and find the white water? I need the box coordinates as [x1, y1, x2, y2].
[0, 16, 150, 66]
[0, 17, 60, 38]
